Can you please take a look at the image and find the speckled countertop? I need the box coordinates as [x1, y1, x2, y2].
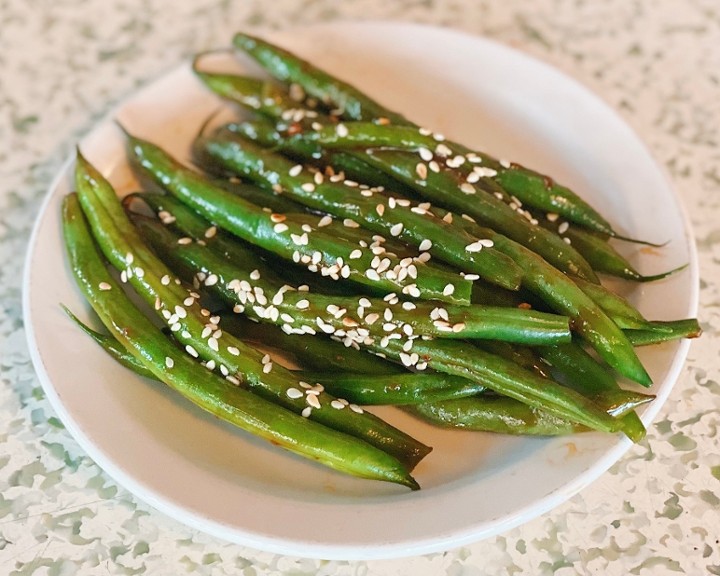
[2, 0, 719, 574]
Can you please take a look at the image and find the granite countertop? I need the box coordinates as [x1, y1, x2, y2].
[1, 1, 718, 574]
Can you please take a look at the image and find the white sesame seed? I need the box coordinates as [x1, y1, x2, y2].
[161, 275, 170, 285]
[177, 237, 192, 245]
[263, 362, 273, 374]
[366, 269, 381, 281]
[460, 182, 476, 195]
[98, 282, 112, 291]
[165, 357, 174, 368]
[408, 284, 422, 298]
[463, 273, 480, 281]
[250, 269, 261, 280]
[546, 213, 560, 222]
[185, 345, 199, 358]
[331, 400, 345, 409]
[558, 222, 570, 234]
[390, 223, 404, 237]
[443, 283, 455, 296]
[376, 204, 385, 216]
[336, 123, 349, 137]
[343, 219, 360, 228]
[453, 322, 466, 333]
[306, 394, 321, 409]
[418, 147, 433, 161]
[204, 226, 217, 239]
[286, 388, 303, 399]
[365, 313, 380, 325]
[416, 163, 428, 179]
[158, 210, 176, 224]
[465, 241, 484, 252]
[349, 249, 363, 259]
[291, 232, 309, 246]
[301, 406, 312, 418]
[564, 237, 572, 244]
[349, 404, 364, 414]
[442, 212, 453, 224]
[474, 166, 498, 178]
[314, 172, 324, 185]
[289, 164, 303, 177]
[419, 239, 432, 251]
[318, 215, 333, 227]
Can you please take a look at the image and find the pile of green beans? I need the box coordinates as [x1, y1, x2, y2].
[62, 32, 701, 490]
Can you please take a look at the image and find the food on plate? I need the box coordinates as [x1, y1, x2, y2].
[62, 33, 700, 489]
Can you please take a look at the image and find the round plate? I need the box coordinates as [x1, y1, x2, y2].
[23, 22, 698, 560]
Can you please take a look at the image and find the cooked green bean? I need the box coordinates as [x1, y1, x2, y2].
[63, 192, 420, 488]
[74, 150, 431, 470]
[230, 32, 616, 235]
[196, 127, 525, 292]
[134, 213, 573, 346]
[125, 132, 473, 305]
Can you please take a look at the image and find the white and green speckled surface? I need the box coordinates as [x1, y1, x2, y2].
[2, 0, 718, 574]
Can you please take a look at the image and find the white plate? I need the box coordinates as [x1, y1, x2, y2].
[23, 22, 698, 560]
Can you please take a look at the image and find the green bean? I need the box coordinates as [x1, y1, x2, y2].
[125, 203, 629, 434]
[305, 372, 486, 405]
[219, 314, 405, 375]
[569, 276, 650, 330]
[491, 236, 651, 386]
[476, 341, 550, 378]
[221, 116, 600, 283]
[318, 125, 678, 285]
[125, 132, 473, 305]
[74, 150, 431, 470]
[625, 319, 702, 346]
[407, 389, 652, 436]
[231, 34, 409, 125]
[62, 304, 155, 379]
[196, 127, 525, 292]
[230, 32, 615, 235]
[134, 214, 573, 346]
[129, 133, 649, 385]
[538, 216, 683, 282]
[63, 192, 420, 488]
